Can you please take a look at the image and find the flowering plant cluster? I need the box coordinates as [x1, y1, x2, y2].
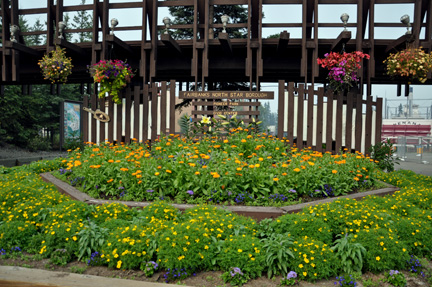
[384, 270, 407, 287]
[88, 60, 134, 104]
[317, 51, 370, 92]
[221, 267, 250, 286]
[280, 271, 298, 286]
[384, 47, 432, 83]
[38, 46, 73, 84]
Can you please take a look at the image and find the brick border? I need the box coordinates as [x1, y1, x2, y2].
[40, 173, 400, 221]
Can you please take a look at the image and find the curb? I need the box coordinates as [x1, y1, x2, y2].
[40, 172, 400, 220]
[0, 266, 186, 287]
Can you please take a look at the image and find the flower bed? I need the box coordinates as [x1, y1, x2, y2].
[55, 131, 378, 206]
[0, 161, 432, 286]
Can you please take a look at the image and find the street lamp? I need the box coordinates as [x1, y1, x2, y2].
[10, 25, 20, 42]
[221, 14, 229, 33]
[340, 13, 349, 31]
[110, 18, 118, 35]
[400, 14, 411, 35]
[163, 17, 171, 34]
[58, 21, 66, 39]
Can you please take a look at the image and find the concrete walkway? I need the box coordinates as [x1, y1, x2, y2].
[0, 266, 184, 287]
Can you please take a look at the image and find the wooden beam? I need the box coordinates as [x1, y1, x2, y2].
[54, 38, 86, 56]
[385, 34, 415, 53]
[218, 32, 232, 54]
[4, 41, 41, 57]
[160, 33, 182, 54]
[331, 30, 351, 51]
[105, 34, 134, 55]
[277, 31, 290, 54]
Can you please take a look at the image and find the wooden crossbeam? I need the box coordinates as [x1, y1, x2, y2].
[4, 41, 41, 57]
[105, 34, 134, 55]
[218, 32, 232, 54]
[54, 38, 86, 56]
[331, 31, 351, 51]
[160, 33, 182, 54]
[385, 34, 415, 53]
[277, 31, 290, 54]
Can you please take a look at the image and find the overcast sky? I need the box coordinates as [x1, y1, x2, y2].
[17, 0, 432, 112]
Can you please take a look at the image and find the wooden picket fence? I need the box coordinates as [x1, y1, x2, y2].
[277, 81, 383, 155]
[83, 80, 176, 144]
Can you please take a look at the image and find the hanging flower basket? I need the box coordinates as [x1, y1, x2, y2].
[88, 59, 134, 104]
[38, 46, 73, 84]
[384, 47, 432, 84]
[317, 51, 370, 92]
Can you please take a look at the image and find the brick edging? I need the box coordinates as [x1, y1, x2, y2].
[40, 172, 400, 221]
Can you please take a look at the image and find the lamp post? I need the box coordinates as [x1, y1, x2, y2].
[221, 14, 229, 33]
[110, 18, 119, 35]
[58, 21, 66, 39]
[400, 14, 411, 35]
[163, 17, 171, 34]
[340, 13, 349, 31]
[10, 25, 20, 42]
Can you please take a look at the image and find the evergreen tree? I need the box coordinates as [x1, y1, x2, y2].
[70, 0, 92, 42]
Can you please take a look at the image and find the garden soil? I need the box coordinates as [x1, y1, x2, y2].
[0, 256, 431, 287]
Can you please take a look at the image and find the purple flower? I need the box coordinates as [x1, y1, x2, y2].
[187, 190, 194, 195]
[389, 270, 399, 276]
[146, 189, 154, 193]
[287, 271, 297, 279]
[289, 189, 296, 193]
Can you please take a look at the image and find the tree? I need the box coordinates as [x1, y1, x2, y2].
[70, 0, 93, 43]
[168, 4, 248, 40]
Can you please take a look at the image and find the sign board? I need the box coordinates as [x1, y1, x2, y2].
[60, 100, 82, 149]
[179, 91, 274, 99]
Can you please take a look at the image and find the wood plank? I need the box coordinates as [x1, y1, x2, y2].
[107, 94, 114, 144]
[316, 88, 324, 153]
[99, 95, 105, 143]
[364, 96, 373, 155]
[193, 101, 261, 106]
[335, 91, 343, 152]
[83, 95, 89, 143]
[116, 96, 123, 144]
[287, 82, 295, 145]
[125, 87, 132, 144]
[345, 91, 354, 151]
[179, 91, 274, 99]
[325, 90, 334, 153]
[306, 85, 314, 147]
[142, 85, 149, 142]
[218, 33, 232, 55]
[375, 97, 383, 144]
[160, 81, 167, 136]
[296, 84, 304, 150]
[354, 93, 363, 153]
[169, 80, 176, 135]
[277, 80, 285, 139]
[331, 30, 351, 51]
[277, 31, 290, 54]
[90, 94, 97, 144]
[151, 84, 158, 142]
[161, 33, 183, 54]
[192, 110, 260, 116]
[133, 87, 140, 141]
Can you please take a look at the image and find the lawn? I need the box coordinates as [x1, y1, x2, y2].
[0, 140, 432, 286]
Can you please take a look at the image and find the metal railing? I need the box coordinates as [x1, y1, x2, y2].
[393, 136, 432, 164]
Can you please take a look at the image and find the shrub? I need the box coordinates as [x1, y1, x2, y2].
[331, 233, 366, 274]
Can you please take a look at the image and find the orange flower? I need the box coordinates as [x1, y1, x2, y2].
[107, 179, 114, 183]
[74, 160, 81, 167]
[332, 170, 337, 174]
[294, 168, 301, 172]
[354, 177, 359, 181]
[155, 172, 160, 176]
[273, 177, 279, 181]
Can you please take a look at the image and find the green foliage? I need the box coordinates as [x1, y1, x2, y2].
[215, 234, 265, 279]
[369, 139, 399, 172]
[77, 219, 109, 261]
[287, 236, 339, 281]
[261, 233, 294, 278]
[384, 270, 407, 287]
[331, 233, 367, 274]
[355, 228, 410, 273]
[0, 221, 38, 250]
[179, 115, 193, 138]
[221, 267, 250, 286]
[27, 135, 52, 152]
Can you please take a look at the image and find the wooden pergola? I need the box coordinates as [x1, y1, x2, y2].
[1, 0, 431, 96]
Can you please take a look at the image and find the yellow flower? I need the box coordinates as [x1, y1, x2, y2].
[117, 260, 122, 269]
[299, 264, 303, 268]
[303, 272, 307, 277]
[201, 116, 211, 124]
[294, 168, 301, 172]
[238, 249, 243, 253]
[376, 256, 380, 261]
